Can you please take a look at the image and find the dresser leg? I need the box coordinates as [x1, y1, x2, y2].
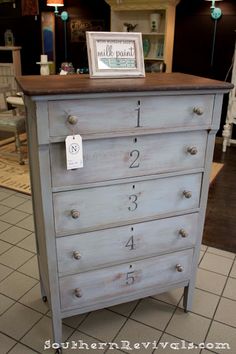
[183, 285, 193, 313]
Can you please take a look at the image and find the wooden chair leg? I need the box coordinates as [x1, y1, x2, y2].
[14, 132, 24, 165]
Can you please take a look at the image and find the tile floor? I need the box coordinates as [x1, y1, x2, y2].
[0, 186, 236, 354]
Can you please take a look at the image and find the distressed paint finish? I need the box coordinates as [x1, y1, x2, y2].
[16, 74, 232, 344]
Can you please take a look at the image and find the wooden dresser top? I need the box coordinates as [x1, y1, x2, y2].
[16, 73, 233, 96]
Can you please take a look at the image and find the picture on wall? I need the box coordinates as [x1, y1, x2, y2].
[70, 19, 104, 43]
[41, 12, 56, 74]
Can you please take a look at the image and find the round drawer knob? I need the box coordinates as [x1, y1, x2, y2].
[193, 107, 204, 116]
[71, 209, 80, 219]
[176, 264, 184, 272]
[187, 146, 198, 155]
[67, 115, 78, 125]
[74, 288, 82, 298]
[183, 190, 192, 199]
[73, 251, 81, 260]
[179, 229, 188, 238]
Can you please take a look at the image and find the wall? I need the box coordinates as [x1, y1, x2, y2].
[173, 0, 236, 135]
[0, 0, 110, 74]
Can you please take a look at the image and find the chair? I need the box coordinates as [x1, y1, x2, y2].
[0, 88, 26, 165]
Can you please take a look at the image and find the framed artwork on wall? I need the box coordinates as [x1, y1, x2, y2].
[70, 19, 104, 43]
[86, 31, 145, 78]
[41, 12, 56, 74]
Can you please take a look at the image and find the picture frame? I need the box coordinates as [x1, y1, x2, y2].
[86, 31, 145, 78]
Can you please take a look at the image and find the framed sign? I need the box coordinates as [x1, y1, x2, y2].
[86, 31, 145, 78]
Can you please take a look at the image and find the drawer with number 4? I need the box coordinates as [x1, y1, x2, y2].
[48, 94, 214, 138]
[57, 213, 198, 276]
[59, 248, 193, 311]
[53, 173, 202, 236]
[51, 131, 207, 188]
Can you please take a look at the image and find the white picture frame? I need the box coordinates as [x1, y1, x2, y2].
[86, 31, 145, 78]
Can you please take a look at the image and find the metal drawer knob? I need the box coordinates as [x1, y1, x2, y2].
[183, 190, 192, 199]
[67, 115, 78, 125]
[74, 288, 82, 298]
[73, 251, 81, 260]
[187, 146, 198, 155]
[176, 264, 184, 272]
[71, 209, 80, 219]
[193, 107, 204, 116]
[179, 229, 188, 238]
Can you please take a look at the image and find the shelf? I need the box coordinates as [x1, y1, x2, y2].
[144, 57, 164, 61]
[142, 32, 165, 36]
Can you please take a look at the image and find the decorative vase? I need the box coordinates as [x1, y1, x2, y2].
[150, 13, 161, 32]
[142, 38, 150, 58]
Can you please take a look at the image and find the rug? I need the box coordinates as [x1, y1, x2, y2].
[0, 138, 30, 195]
[0, 138, 224, 197]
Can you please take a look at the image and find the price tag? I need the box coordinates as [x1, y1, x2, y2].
[65, 135, 83, 170]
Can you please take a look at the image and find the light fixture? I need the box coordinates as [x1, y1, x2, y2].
[205, 0, 223, 20]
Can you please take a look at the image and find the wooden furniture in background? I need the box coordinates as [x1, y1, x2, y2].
[0, 46, 22, 91]
[222, 41, 236, 152]
[105, 0, 180, 73]
[17, 73, 232, 350]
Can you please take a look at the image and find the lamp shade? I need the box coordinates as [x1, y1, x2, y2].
[47, 0, 64, 6]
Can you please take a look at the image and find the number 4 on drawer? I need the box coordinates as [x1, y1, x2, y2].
[65, 135, 83, 170]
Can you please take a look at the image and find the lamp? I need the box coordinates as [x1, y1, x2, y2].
[205, 0, 223, 20]
[47, 0, 69, 61]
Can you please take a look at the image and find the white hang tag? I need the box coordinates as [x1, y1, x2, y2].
[65, 135, 83, 170]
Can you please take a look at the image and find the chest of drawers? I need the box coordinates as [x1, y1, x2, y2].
[17, 73, 232, 349]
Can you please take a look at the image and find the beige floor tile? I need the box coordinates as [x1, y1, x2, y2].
[214, 297, 236, 327]
[0, 220, 11, 233]
[152, 288, 183, 306]
[223, 277, 236, 301]
[0, 246, 34, 269]
[15, 200, 33, 214]
[19, 283, 48, 314]
[206, 321, 236, 353]
[115, 318, 162, 354]
[207, 247, 235, 259]
[21, 316, 74, 353]
[65, 330, 106, 353]
[0, 263, 14, 281]
[0, 209, 28, 224]
[0, 270, 38, 300]
[17, 233, 36, 253]
[166, 309, 211, 344]
[157, 333, 201, 353]
[230, 261, 236, 278]
[179, 288, 219, 318]
[0, 190, 13, 201]
[8, 343, 38, 354]
[62, 313, 88, 328]
[200, 244, 208, 251]
[0, 195, 26, 208]
[18, 255, 39, 279]
[16, 215, 35, 232]
[198, 250, 204, 264]
[0, 293, 15, 315]
[196, 268, 227, 295]
[0, 239, 12, 255]
[0, 225, 31, 244]
[199, 253, 233, 275]
[0, 204, 10, 216]
[0, 332, 16, 354]
[131, 297, 175, 330]
[108, 300, 139, 316]
[0, 302, 42, 340]
[79, 309, 126, 342]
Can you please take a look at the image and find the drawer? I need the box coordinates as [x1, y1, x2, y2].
[59, 248, 193, 311]
[48, 95, 214, 138]
[53, 173, 202, 235]
[57, 213, 198, 276]
[51, 131, 207, 188]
